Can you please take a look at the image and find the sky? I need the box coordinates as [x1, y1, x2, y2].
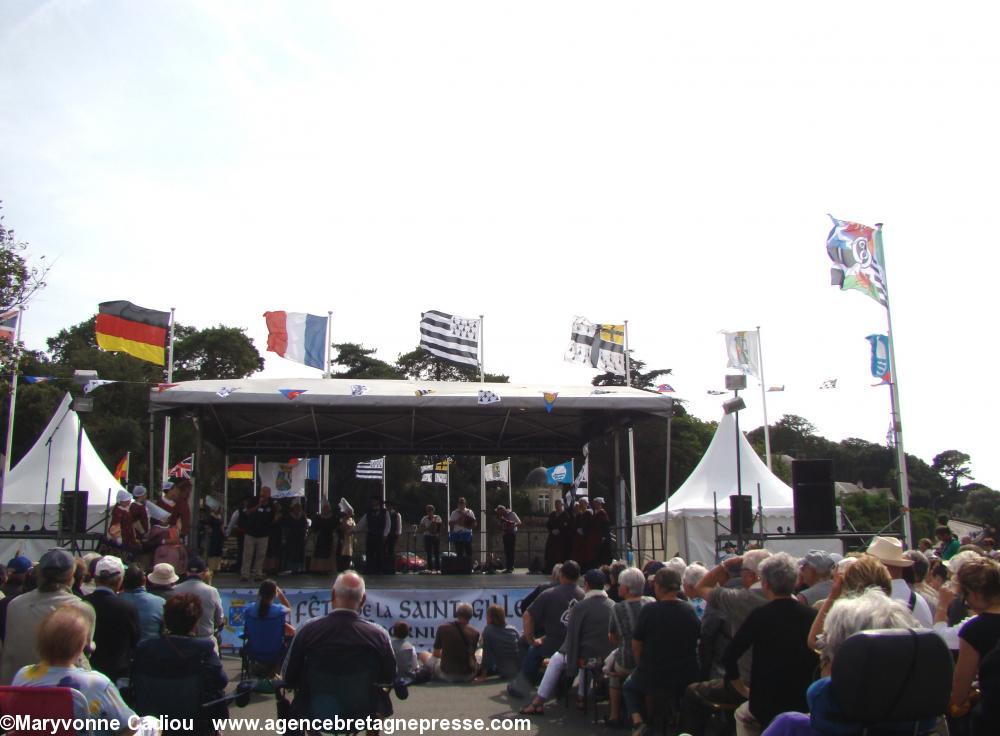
[1, 1, 998, 493]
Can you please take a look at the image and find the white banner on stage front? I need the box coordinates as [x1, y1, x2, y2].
[219, 586, 533, 652]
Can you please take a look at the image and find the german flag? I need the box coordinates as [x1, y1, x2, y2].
[227, 463, 254, 480]
[95, 301, 170, 365]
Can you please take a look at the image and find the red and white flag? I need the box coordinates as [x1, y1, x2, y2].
[168, 455, 194, 478]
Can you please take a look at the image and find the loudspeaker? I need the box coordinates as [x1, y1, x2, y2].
[729, 494, 754, 535]
[792, 459, 836, 534]
[441, 554, 472, 575]
[59, 491, 89, 534]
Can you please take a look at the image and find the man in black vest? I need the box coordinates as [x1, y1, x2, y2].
[83, 555, 140, 682]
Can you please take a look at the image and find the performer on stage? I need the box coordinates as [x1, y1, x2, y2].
[310, 500, 337, 574]
[109, 490, 141, 557]
[496, 505, 522, 574]
[571, 498, 595, 570]
[359, 497, 388, 575]
[384, 501, 402, 575]
[420, 504, 443, 573]
[449, 497, 476, 559]
[591, 497, 613, 567]
[544, 498, 572, 574]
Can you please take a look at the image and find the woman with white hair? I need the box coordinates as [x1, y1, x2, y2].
[604, 567, 654, 727]
[761, 588, 921, 736]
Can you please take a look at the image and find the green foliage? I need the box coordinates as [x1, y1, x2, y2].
[956, 484, 1000, 527]
[330, 343, 403, 379]
[0, 204, 49, 377]
[394, 347, 509, 383]
[173, 325, 264, 380]
[932, 450, 973, 494]
[591, 355, 670, 390]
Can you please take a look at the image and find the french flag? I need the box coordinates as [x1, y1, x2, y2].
[263, 311, 328, 371]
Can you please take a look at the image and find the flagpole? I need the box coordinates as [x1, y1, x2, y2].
[445, 460, 451, 553]
[223, 452, 229, 524]
[2, 307, 24, 499]
[507, 457, 512, 509]
[876, 223, 913, 549]
[479, 314, 484, 383]
[160, 307, 176, 484]
[322, 311, 333, 501]
[382, 456, 387, 503]
[756, 326, 773, 471]
[480, 455, 487, 565]
[125, 451, 130, 485]
[623, 320, 631, 387]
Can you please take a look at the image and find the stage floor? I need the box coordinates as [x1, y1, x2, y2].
[212, 568, 542, 590]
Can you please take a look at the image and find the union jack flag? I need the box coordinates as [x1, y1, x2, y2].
[168, 455, 194, 478]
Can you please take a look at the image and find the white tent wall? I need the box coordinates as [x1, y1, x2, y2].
[0, 393, 120, 560]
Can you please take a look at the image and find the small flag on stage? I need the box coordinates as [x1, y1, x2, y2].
[351, 384, 368, 396]
[168, 455, 193, 479]
[356, 458, 385, 481]
[23, 376, 52, 384]
[767, 385, 785, 392]
[545, 460, 574, 485]
[478, 390, 501, 405]
[227, 463, 254, 480]
[543, 392, 558, 413]
[826, 215, 888, 306]
[866, 334, 891, 385]
[263, 311, 329, 371]
[155, 383, 179, 392]
[0, 310, 19, 341]
[113, 453, 129, 483]
[707, 389, 726, 395]
[655, 384, 675, 394]
[217, 387, 239, 398]
[565, 317, 626, 375]
[96, 301, 171, 365]
[279, 389, 307, 400]
[419, 310, 481, 368]
[84, 379, 117, 395]
[484, 459, 510, 483]
[819, 379, 838, 390]
[415, 388, 434, 396]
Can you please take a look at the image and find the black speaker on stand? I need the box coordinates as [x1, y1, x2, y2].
[59, 491, 89, 534]
[792, 459, 836, 534]
[729, 494, 754, 536]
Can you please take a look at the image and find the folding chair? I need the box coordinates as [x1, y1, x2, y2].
[0, 686, 82, 736]
[240, 612, 288, 680]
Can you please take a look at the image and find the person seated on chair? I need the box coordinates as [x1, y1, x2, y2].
[132, 593, 228, 733]
[281, 571, 396, 718]
[121, 564, 165, 643]
[520, 569, 615, 715]
[761, 588, 921, 736]
[795, 551, 837, 608]
[507, 560, 584, 697]
[420, 602, 481, 683]
[13, 605, 148, 735]
[621, 566, 701, 734]
[478, 604, 522, 680]
[245, 579, 295, 638]
[723, 553, 819, 736]
[604, 567, 655, 727]
[1, 549, 96, 685]
[84, 556, 140, 683]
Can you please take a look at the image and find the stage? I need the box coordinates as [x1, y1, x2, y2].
[212, 568, 542, 591]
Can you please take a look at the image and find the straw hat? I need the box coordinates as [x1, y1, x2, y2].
[866, 536, 914, 567]
[148, 562, 179, 586]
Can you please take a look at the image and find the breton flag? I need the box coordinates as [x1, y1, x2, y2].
[227, 463, 254, 480]
[356, 458, 385, 481]
[419, 310, 480, 368]
[96, 301, 170, 365]
[113, 453, 129, 483]
[168, 455, 194, 478]
[0, 310, 19, 341]
[421, 461, 450, 484]
[565, 317, 626, 376]
[484, 459, 510, 483]
[826, 215, 888, 306]
[722, 330, 761, 378]
[263, 311, 328, 371]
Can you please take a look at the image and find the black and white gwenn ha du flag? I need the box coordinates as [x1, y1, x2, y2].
[419, 310, 480, 368]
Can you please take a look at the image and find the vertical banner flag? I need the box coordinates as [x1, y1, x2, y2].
[113, 453, 129, 483]
[723, 330, 761, 378]
[0, 310, 19, 341]
[545, 460, 574, 486]
[484, 460, 510, 483]
[826, 216, 888, 306]
[420, 461, 450, 484]
[168, 455, 193, 478]
[866, 334, 891, 384]
[565, 317, 626, 375]
[227, 463, 254, 480]
[96, 301, 170, 365]
[263, 311, 328, 370]
[257, 459, 309, 498]
[356, 458, 385, 481]
[419, 310, 480, 367]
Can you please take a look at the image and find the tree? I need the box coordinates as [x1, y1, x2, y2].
[591, 355, 670, 390]
[957, 484, 1000, 527]
[329, 343, 403, 379]
[0, 203, 49, 374]
[932, 450, 973, 493]
[394, 347, 509, 383]
[173, 325, 264, 380]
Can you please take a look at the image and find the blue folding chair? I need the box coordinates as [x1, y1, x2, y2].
[240, 611, 289, 680]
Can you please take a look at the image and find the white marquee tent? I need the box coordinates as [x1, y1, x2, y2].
[0, 393, 121, 560]
[636, 412, 798, 564]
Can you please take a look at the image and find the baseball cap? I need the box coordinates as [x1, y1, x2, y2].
[39, 548, 75, 574]
[584, 569, 608, 589]
[6, 555, 33, 574]
[95, 556, 125, 578]
[799, 550, 836, 574]
[187, 556, 208, 574]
